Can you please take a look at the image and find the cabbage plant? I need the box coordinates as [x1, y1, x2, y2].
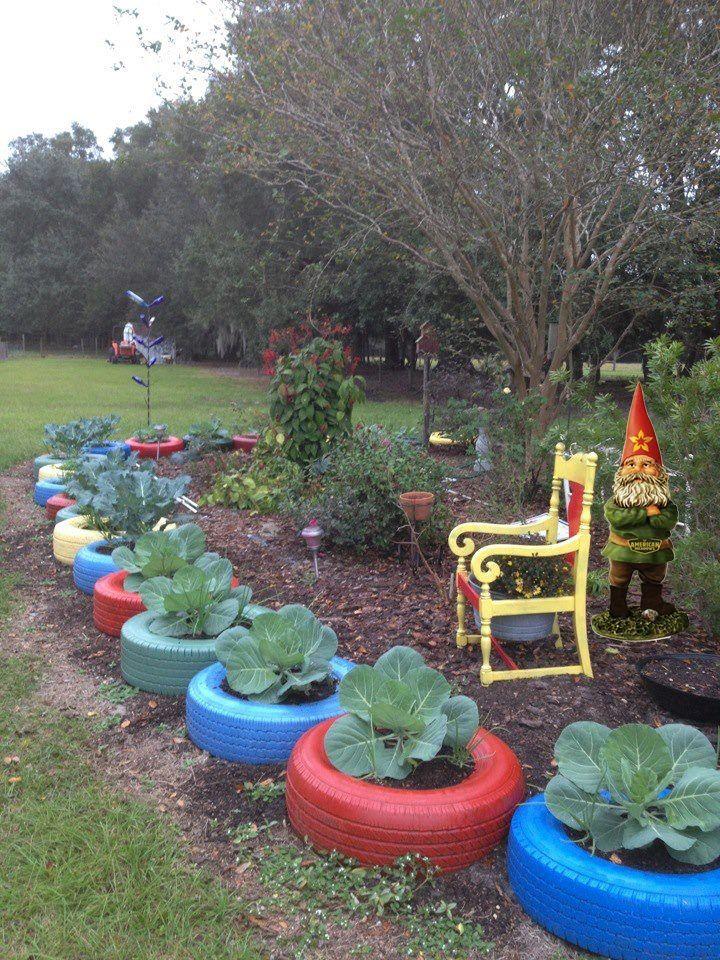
[139, 556, 252, 638]
[44, 415, 120, 458]
[112, 523, 207, 590]
[185, 417, 232, 455]
[546, 721, 720, 865]
[325, 646, 479, 781]
[216, 605, 338, 703]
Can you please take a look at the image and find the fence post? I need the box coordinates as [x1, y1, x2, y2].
[22, 334, 25, 353]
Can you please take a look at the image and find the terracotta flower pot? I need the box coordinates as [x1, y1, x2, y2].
[399, 491, 435, 522]
[232, 434, 259, 453]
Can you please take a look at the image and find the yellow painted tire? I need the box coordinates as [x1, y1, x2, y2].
[53, 516, 105, 566]
[429, 431, 466, 450]
[39, 463, 69, 482]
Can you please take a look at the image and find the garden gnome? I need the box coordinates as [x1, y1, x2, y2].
[602, 383, 678, 619]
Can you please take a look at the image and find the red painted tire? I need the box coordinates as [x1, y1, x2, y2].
[125, 436, 185, 459]
[286, 718, 524, 873]
[232, 434, 259, 453]
[46, 493, 76, 521]
[93, 571, 145, 637]
[94, 570, 242, 638]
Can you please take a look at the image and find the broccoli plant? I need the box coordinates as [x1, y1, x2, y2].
[112, 523, 207, 590]
[89, 470, 190, 543]
[546, 721, 720, 865]
[325, 646, 479, 781]
[139, 556, 253, 638]
[184, 417, 232, 456]
[44, 415, 120, 458]
[215, 605, 338, 703]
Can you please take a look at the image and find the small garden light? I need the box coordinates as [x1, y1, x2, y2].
[300, 519, 324, 578]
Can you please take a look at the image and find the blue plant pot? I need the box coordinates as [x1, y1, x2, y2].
[73, 540, 121, 595]
[83, 441, 131, 458]
[186, 657, 354, 763]
[34, 479, 67, 507]
[469, 578, 555, 643]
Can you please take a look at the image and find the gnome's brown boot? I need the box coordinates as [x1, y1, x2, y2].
[609, 586, 630, 619]
[641, 582, 676, 616]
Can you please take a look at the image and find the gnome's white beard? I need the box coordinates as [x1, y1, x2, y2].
[613, 468, 670, 509]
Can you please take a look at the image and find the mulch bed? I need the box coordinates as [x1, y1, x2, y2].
[3, 449, 719, 953]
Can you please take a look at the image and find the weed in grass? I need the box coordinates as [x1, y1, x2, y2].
[240, 778, 285, 803]
[98, 680, 139, 704]
[93, 714, 123, 732]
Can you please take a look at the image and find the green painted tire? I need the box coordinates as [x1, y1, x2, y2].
[120, 605, 270, 696]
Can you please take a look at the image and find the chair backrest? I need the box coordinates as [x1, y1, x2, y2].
[546, 444, 598, 567]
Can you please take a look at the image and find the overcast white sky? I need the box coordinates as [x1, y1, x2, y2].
[0, 0, 223, 163]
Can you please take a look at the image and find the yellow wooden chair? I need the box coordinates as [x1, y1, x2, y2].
[448, 443, 598, 686]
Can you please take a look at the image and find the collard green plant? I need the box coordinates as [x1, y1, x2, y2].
[216, 604, 337, 703]
[139, 556, 252, 638]
[325, 646, 479, 781]
[44, 415, 120, 458]
[112, 523, 207, 590]
[85, 470, 189, 542]
[133, 424, 169, 443]
[185, 417, 232, 455]
[546, 721, 720, 865]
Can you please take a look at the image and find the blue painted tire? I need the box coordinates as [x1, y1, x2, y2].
[55, 504, 80, 524]
[34, 479, 67, 507]
[508, 794, 720, 960]
[33, 454, 63, 479]
[186, 657, 354, 764]
[84, 441, 131, 458]
[73, 541, 120, 595]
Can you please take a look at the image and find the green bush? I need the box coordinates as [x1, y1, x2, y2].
[202, 432, 305, 513]
[269, 337, 364, 464]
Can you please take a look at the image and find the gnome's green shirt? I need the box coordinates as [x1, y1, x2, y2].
[601, 499, 678, 565]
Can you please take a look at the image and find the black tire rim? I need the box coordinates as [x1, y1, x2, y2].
[637, 652, 720, 723]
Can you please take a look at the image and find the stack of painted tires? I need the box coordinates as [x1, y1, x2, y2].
[125, 436, 185, 459]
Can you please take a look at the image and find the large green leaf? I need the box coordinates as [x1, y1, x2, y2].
[404, 666, 450, 721]
[554, 721, 611, 792]
[374, 646, 425, 683]
[669, 826, 720, 865]
[252, 614, 305, 668]
[230, 584, 253, 612]
[225, 636, 279, 694]
[601, 724, 672, 799]
[138, 576, 174, 613]
[215, 625, 250, 667]
[338, 665, 381, 720]
[163, 566, 211, 613]
[171, 523, 206, 560]
[374, 739, 412, 780]
[150, 613, 192, 637]
[201, 598, 240, 638]
[658, 724, 718, 784]
[192, 557, 233, 595]
[441, 696, 479, 748]
[545, 775, 599, 831]
[403, 715, 447, 762]
[111, 545, 140, 573]
[324, 715, 384, 777]
[659, 768, 720, 830]
[587, 805, 627, 852]
[370, 679, 424, 735]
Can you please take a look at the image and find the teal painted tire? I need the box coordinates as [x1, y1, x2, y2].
[55, 505, 80, 524]
[120, 605, 271, 696]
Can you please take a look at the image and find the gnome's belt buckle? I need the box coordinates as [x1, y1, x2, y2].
[610, 532, 671, 554]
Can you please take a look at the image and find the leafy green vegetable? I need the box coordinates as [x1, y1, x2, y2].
[325, 646, 479, 781]
[133, 424, 169, 443]
[546, 721, 720, 865]
[44, 415, 120, 458]
[112, 523, 207, 590]
[84, 469, 189, 543]
[184, 417, 232, 455]
[216, 604, 337, 704]
[139, 557, 253, 639]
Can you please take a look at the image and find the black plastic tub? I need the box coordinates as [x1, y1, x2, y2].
[637, 652, 720, 723]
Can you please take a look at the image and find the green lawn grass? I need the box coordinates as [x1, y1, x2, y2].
[0, 356, 420, 469]
[0, 651, 259, 959]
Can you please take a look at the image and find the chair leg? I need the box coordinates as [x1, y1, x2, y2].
[479, 600, 493, 686]
[553, 613, 564, 649]
[573, 603, 594, 678]
[456, 587, 468, 649]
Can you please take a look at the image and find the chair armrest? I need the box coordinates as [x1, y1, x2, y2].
[469, 535, 581, 585]
[448, 517, 551, 558]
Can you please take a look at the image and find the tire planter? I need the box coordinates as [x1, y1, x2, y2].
[183, 436, 234, 452]
[469, 577, 555, 643]
[33, 453, 63, 479]
[73, 541, 120, 595]
[232, 434, 259, 453]
[186, 657, 354, 764]
[286, 719, 525, 873]
[83, 441, 131, 458]
[125, 436, 185, 460]
[120, 604, 269, 695]
[46, 493, 76, 521]
[638, 652, 720, 723]
[34, 478, 67, 508]
[507, 794, 720, 960]
[38, 463, 69, 483]
[94, 570, 145, 637]
[55, 504, 80, 524]
[53, 515, 105, 566]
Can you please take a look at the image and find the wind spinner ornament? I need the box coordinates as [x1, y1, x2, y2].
[125, 290, 166, 429]
[592, 383, 688, 641]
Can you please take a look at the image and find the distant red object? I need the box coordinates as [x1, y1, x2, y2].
[125, 436, 185, 459]
[232, 434, 259, 453]
[108, 325, 141, 364]
[46, 493, 75, 521]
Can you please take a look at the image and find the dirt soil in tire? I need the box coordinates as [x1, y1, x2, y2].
[1, 452, 718, 960]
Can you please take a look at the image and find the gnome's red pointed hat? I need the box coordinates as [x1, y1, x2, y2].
[621, 383, 662, 464]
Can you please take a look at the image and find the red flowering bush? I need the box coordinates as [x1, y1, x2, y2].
[262, 317, 356, 375]
[269, 337, 364, 464]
